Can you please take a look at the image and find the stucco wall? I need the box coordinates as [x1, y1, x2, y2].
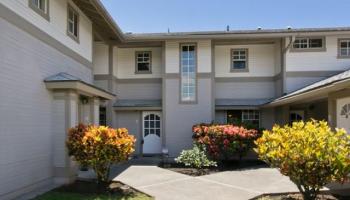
[215, 81, 276, 99]
[0, 16, 92, 199]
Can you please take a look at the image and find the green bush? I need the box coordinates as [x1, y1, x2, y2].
[175, 144, 217, 169]
[255, 120, 350, 200]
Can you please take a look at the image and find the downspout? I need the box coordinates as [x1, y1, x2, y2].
[281, 36, 295, 95]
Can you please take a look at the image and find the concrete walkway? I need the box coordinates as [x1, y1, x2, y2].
[108, 158, 299, 200]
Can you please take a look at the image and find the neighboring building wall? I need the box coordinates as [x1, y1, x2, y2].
[0, 15, 92, 200]
[164, 40, 213, 157]
[285, 35, 350, 93]
[1, 0, 93, 61]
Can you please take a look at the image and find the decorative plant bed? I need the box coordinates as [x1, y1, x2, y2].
[253, 192, 348, 200]
[32, 180, 153, 200]
[160, 160, 268, 176]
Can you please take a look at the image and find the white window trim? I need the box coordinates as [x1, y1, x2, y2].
[179, 43, 197, 104]
[338, 38, 350, 59]
[290, 37, 326, 52]
[231, 48, 249, 72]
[28, 0, 50, 21]
[135, 51, 152, 74]
[241, 110, 260, 127]
[67, 4, 79, 43]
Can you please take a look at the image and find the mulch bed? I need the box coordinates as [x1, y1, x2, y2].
[53, 180, 148, 197]
[253, 192, 349, 200]
[160, 160, 268, 176]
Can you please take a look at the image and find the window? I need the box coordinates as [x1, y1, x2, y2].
[67, 5, 79, 42]
[242, 110, 260, 127]
[231, 49, 248, 72]
[289, 110, 304, 124]
[338, 39, 350, 58]
[180, 44, 197, 102]
[292, 37, 325, 51]
[29, 0, 49, 21]
[226, 110, 260, 128]
[99, 106, 107, 126]
[135, 51, 152, 73]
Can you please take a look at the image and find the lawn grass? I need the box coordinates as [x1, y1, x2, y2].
[33, 191, 152, 200]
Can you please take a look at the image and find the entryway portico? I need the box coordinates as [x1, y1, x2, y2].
[266, 70, 350, 133]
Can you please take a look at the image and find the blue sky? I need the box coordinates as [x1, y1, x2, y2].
[101, 0, 350, 33]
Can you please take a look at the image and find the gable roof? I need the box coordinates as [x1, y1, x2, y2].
[267, 69, 350, 106]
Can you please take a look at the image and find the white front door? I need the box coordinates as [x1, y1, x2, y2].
[142, 111, 162, 154]
[337, 97, 350, 133]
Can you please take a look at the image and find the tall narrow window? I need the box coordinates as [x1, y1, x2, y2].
[338, 39, 350, 58]
[29, 0, 49, 20]
[135, 51, 152, 73]
[67, 5, 79, 42]
[231, 49, 248, 72]
[180, 44, 197, 102]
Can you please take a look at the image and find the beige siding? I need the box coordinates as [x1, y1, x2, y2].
[285, 35, 350, 72]
[215, 43, 278, 77]
[93, 43, 109, 75]
[1, 0, 93, 61]
[116, 47, 162, 78]
[0, 17, 92, 199]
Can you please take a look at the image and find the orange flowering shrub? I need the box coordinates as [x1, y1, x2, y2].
[66, 124, 135, 183]
[192, 124, 259, 161]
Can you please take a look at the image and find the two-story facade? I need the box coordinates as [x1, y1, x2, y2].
[1, 0, 350, 199]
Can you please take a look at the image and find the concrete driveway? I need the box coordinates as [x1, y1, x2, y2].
[109, 158, 299, 200]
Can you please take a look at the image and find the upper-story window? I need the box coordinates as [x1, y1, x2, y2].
[135, 51, 152, 73]
[231, 49, 248, 72]
[29, 0, 50, 21]
[180, 44, 197, 103]
[338, 39, 350, 58]
[292, 37, 325, 51]
[67, 4, 79, 42]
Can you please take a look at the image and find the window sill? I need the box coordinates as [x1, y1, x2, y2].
[289, 48, 327, 53]
[29, 3, 50, 21]
[230, 69, 249, 73]
[337, 55, 350, 59]
[135, 71, 152, 74]
[67, 31, 80, 44]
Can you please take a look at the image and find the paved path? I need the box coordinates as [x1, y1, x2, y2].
[109, 158, 299, 200]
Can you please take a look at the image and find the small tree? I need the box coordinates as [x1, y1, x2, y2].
[66, 124, 135, 183]
[255, 120, 350, 200]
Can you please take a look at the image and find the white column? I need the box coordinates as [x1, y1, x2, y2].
[52, 91, 79, 184]
[90, 97, 100, 125]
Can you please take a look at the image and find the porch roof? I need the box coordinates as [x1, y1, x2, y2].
[44, 72, 115, 100]
[267, 69, 350, 107]
[215, 98, 272, 110]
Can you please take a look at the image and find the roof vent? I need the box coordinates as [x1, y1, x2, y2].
[257, 26, 262, 30]
[287, 26, 292, 30]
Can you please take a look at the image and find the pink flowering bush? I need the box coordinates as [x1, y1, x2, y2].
[192, 124, 259, 161]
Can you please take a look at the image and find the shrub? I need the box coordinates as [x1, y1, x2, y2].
[66, 124, 136, 183]
[192, 124, 259, 161]
[175, 144, 217, 169]
[255, 120, 350, 200]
